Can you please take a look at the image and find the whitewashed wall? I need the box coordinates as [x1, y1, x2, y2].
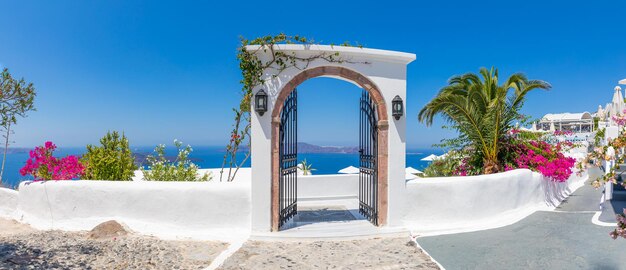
[0, 187, 17, 217]
[298, 174, 358, 201]
[0, 167, 590, 239]
[402, 169, 588, 236]
[8, 169, 252, 241]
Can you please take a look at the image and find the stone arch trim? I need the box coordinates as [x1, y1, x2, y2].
[270, 66, 388, 120]
[270, 66, 389, 231]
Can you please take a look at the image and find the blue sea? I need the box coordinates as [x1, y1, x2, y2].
[0, 146, 441, 189]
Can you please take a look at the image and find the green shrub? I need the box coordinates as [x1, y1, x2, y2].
[81, 131, 137, 180]
[142, 140, 211, 181]
[595, 128, 605, 146]
[423, 152, 463, 177]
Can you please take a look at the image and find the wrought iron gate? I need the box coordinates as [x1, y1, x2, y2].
[279, 89, 298, 228]
[359, 90, 379, 225]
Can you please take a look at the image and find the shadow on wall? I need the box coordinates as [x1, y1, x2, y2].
[542, 179, 573, 207]
[403, 169, 589, 235]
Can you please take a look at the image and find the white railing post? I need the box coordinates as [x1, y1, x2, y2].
[604, 126, 619, 202]
[605, 159, 613, 201]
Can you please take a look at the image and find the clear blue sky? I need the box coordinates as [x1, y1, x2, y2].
[1, 0, 625, 149]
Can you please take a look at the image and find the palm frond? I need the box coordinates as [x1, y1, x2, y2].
[418, 67, 548, 173]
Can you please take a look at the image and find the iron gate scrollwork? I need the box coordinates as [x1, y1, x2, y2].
[279, 89, 298, 228]
[359, 90, 378, 225]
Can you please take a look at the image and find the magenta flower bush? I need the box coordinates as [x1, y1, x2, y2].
[19, 141, 85, 181]
[449, 135, 577, 182]
[503, 140, 576, 182]
[611, 110, 626, 126]
[553, 130, 573, 136]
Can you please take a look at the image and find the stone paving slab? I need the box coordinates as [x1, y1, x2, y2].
[295, 206, 357, 223]
[219, 237, 440, 270]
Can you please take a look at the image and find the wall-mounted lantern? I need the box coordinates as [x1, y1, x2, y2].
[255, 89, 268, 116]
[392, 95, 404, 120]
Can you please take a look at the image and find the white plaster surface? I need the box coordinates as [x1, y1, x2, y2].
[298, 174, 358, 201]
[0, 167, 591, 240]
[605, 126, 619, 141]
[0, 187, 17, 217]
[403, 169, 588, 236]
[8, 168, 252, 241]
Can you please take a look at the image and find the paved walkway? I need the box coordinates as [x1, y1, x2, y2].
[601, 199, 626, 222]
[417, 175, 626, 270]
[253, 200, 407, 239]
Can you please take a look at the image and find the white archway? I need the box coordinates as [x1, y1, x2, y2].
[249, 45, 415, 232]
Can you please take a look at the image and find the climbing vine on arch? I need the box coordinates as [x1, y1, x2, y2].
[220, 34, 364, 181]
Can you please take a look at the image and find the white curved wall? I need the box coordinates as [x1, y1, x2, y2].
[0, 187, 17, 217]
[402, 169, 588, 236]
[0, 167, 590, 239]
[298, 174, 358, 201]
[13, 174, 251, 241]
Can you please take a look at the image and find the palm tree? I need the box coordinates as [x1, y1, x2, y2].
[418, 67, 550, 174]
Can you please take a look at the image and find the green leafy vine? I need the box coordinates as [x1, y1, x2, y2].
[219, 34, 364, 182]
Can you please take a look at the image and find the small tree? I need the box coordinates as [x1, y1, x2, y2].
[142, 140, 211, 181]
[0, 68, 36, 185]
[81, 131, 137, 180]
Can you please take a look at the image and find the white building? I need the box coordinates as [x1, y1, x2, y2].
[597, 86, 624, 120]
[538, 112, 593, 133]
[595, 82, 626, 127]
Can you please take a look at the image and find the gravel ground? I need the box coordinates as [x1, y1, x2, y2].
[0, 220, 226, 270]
[1, 219, 440, 269]
[219, 237, 440, 270]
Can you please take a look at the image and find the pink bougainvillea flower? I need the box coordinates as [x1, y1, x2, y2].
[20, 142, 84, 181]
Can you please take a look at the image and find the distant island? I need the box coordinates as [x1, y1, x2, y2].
[296, 143, 359, 154]
[0, 148, 31, 154]
[2, 143, 359, 168]
[234, 142, 359, 154]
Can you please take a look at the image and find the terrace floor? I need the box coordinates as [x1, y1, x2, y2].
[417, 172, 626, 270]
[252, 199, 408, 240]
